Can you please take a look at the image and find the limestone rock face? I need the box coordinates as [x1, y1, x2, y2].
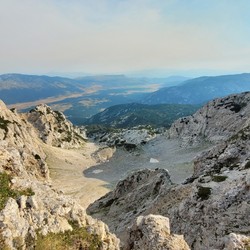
[87, 169, 172, 244]
[0, 100, 119, 250]
[126, 215, 190, 250]
[192, 122, 250, 179]
[168, 92, 250, 146]
[27, 104, 86, 148]
[0, 178, 120, 249]
[0, 100, 48, 179]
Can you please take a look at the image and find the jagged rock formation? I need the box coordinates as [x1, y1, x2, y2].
[89, 126, 157, 150]
[0, 100, 119, 249]
[0, 100, 48, 179]
[87, 169, 172, 245]
[125, 214, 190, 250]
[191, 121, 250, 179]
[88, 92, 250, 250]
[169, 92, 250, 146]
[26, 104, 86, 148]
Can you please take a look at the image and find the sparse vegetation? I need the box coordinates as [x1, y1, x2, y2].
[197, 186, 212, 201]
[0, 172, 35, 210]
[54, 110, 65, 122]
[84, 103, 200, 129]
[0, 117, 11, 131]
[212, 175, 228, 182]
[34, 221, 102, 250]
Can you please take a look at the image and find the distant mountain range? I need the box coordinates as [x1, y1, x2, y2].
[0, 73, 187, 124]
[1, 73, 250, 126]
[84, 103, 199, 128]
[142, 73, 250, 104]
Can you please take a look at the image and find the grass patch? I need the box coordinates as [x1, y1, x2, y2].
[212, 175, 228, 182]
[197, 186, 212, 201]
[0, 172, 35, 210]
[34, 221, 102, 250]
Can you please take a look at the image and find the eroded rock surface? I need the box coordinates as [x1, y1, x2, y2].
[0, 101, 119, 249]
[169, 92, 250, 146]
[26, 104, 86, 148]
[125, 214, 190, 250]
[88, 93, 250, 250]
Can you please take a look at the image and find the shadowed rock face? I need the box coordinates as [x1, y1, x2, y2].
[168, 92, 250, 146]
[26, 104, 86, 148]
[88, 93, 250, 250]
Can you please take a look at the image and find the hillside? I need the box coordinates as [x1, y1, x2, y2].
[142, 73, 250, 105]
[87, 92, 250, 250]
[84, 103, 199, 128]
[0, 100, 119, 249]
[0, 73, 186, 125]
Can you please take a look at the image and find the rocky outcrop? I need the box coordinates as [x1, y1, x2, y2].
[87, 169, 172, 245]
[126, 215, 190, 250]
[169, 92, 250, 146]
[0, 100, 119, 249]
[27, 104, 86, 148]
[0, 178, 119, 249]
[89, 126, 157, 150]
[223, 233, 250, 250]
[0, 100, 48, 179]
[191, 121, 250, 179]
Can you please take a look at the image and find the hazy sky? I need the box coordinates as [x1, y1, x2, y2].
[1, 0, 250, 76]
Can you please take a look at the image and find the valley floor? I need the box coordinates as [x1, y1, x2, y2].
[45, 136, 211, 208]
[43, 143, 110, 209]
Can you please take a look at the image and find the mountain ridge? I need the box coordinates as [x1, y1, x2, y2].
[142, 73, 250, 105]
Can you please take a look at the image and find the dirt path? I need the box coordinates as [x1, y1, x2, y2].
[43, 142, 110, 209]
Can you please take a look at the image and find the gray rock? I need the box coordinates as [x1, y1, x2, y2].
[126, 214, 190, 250]
[169, 92, 250, 146]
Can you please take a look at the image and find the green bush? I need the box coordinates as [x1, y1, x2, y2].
[0, 117, 11, 131]
[212, 175, 228, 182]
[197, 186, 211, 201]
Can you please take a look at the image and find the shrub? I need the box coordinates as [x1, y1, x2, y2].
[212, 175, 228, 182]
[197, 186, 211, 201]
[34, 221, 102, 250]
[0, 172, 34, 210]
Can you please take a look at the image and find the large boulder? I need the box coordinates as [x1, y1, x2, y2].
[126, 215, 190, 250]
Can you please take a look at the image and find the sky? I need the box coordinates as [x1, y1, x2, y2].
[1, 0, 250, 77]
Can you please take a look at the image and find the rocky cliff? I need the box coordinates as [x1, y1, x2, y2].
[26, 104, 86, 148]
[168, 92, 250, 146]
[0, 101, 119, 249]
[88, 92, 250, 250]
